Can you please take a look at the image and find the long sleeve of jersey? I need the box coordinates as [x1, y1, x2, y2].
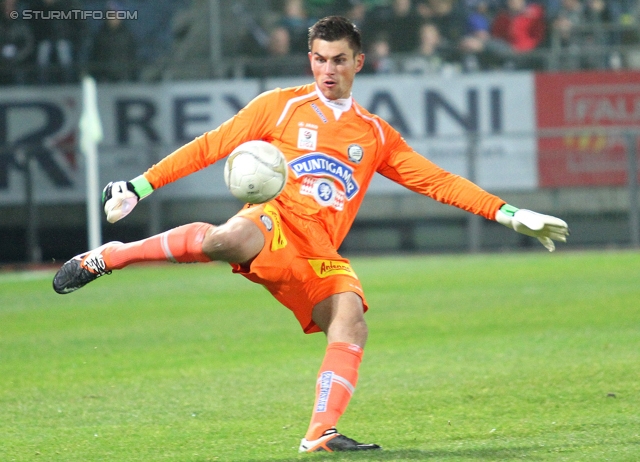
[143, 90, 276, 189]
[376, 129, 505, 221]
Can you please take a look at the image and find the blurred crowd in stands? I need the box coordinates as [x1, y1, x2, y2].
[1, 0, 639, 86]
[239, 0, 640, 76]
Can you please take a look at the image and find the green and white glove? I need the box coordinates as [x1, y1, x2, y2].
[496, 204, 569, 252]
[102, 175, 154, 223]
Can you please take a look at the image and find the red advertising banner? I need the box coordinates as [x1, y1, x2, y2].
[535, 71, 640, 187]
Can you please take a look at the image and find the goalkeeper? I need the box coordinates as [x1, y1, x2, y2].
[53, 16, 569, 453]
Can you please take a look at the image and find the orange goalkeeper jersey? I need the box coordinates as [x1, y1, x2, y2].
[144, 83, 505, 249]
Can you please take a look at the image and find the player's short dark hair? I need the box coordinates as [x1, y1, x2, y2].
[308, 16, 362, 55]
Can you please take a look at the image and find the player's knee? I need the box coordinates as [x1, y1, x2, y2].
[313, 293, 369, 347]
[202, 218, 264, 263]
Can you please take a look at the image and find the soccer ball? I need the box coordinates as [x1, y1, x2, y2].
[224, 140, 288, 204]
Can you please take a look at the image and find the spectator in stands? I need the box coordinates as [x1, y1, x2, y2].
[306, 0, 377, 18]
[541, 0, 563, 18]
[365, 0, 423, 53]
[245, 24, 309, 78]
[304, 0, 336, 17]
[465, 0, 494, 35]
[235, 1, 272, 58]
[278, 0, 317, 54]
[29, 0, 83, 84]
[332, 0, 369, 30]
[549, 0, 584, 69]
[611, 0, 638, 21]
[0, 0, 34, 85]
[267, 26, 291, 57]
[130, 0, 189, 72]
[585, 0, 613, 24]
[155, 0, 210, 80]
[403, 21, 451, 74]
[492, 0, 546, 52]
[550, 0, 583, 46]
[459, 0, 494, 70]
[583, 0, 617, 68]
[365, 31, 399, 74]
[551, 0, 621, 70]
[88, 1, 137, 82]
[417, 0, 468, 56]
[606, 0, 640, 49]
[461, 0, 546, 70]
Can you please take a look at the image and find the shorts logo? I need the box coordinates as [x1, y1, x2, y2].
[316, 371, 333, 412]
[260, 214, 273, 231]
[289, 153, 360, 200]
[308, 259, 358, 279]
[263, 204, 287, 251]
[298, 128, 317, 151]
[347, 144, 364, 163]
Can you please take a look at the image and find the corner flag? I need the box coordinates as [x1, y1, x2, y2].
[79, 75, 104, 250]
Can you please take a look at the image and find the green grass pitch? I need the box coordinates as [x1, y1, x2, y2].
[1, 250, 639, 461]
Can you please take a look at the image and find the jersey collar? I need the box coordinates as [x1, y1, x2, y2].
[315, 85, 353, 120]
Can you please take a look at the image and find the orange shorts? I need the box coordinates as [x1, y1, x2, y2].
[229, 202, 367, 334]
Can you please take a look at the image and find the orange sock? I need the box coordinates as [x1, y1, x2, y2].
[305, 342, 364, 440]
[105, 222, 214, 270]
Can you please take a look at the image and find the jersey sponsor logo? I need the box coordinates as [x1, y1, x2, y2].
[347, 144, 364, 163]
[308, 259, 358, 279]
[316, 371, 333, 412]
[263, 204, 287, 251]
[289, 153, 360, 200]
[298, 128, 317, 150]
[311, 103, 328, 124]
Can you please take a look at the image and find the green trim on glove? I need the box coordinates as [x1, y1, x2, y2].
[130, 175, 154, 199]
[499, 203, 519, 217]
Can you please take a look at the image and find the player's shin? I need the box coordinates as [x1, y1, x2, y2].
[305, 342, 363, 440]
[106, 222, 214, 269]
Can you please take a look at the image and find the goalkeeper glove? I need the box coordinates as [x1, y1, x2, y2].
[102, 175, 154, 223]
[495, 204, 569, 252]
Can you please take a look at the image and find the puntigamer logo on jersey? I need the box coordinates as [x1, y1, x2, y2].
[289, 153, 360, 200]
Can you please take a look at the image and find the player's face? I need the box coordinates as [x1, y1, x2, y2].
[309, 38, 365, 100]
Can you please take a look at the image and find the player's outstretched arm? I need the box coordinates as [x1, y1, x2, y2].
[102, 175, 154, 223]
[495, 204, 569, 252]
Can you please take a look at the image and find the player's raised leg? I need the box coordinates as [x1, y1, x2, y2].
[298, 292, 381, 452]
[52, 217, 264, 294]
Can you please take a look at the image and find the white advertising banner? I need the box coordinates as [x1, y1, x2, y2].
[0, 80, 261, 205]
[0, 73, 536, 206]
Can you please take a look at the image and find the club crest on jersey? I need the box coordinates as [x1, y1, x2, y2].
[313, 178, 336, 207]
[347, 144, 364, 163]
[298, 128, 317, 151]
[289, 153, 360, 200]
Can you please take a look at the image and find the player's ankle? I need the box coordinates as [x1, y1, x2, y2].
[305, 424, 334, 441]
[100, 243, 120, 271]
